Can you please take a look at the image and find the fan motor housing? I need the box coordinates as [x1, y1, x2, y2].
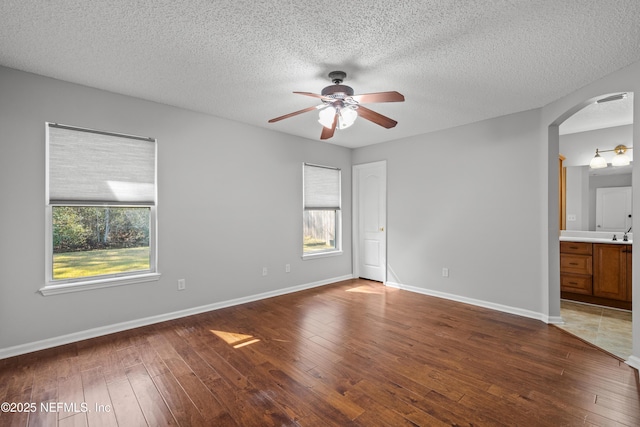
[321, 84, 354, 99]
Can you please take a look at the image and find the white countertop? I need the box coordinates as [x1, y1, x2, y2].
[559, 231, 632, 244]
[559, 236, 632, 244]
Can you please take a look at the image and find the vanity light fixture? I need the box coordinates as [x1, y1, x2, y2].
[589, 149, 607, 169]
[589, 144, 633, 169]
[611, 144, 632, 166]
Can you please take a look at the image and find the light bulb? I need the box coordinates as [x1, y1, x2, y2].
[589, 150, 607, 169]
[338, 107, 357, 129]
[318, 107, 336, 128]
[612, 152, 630, 166]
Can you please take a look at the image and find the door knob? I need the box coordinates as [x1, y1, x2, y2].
[379, 227, 384, 231]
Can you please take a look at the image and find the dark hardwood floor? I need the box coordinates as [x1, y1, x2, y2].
[1, 279, 639, 426]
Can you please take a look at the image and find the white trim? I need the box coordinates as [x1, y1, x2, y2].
[2, 274, 353, 360]
[626, 355, 640, 371]
[546, 316, 565, 325]
[352, 160, 387, 281]
[302, 250, 343, 260]
[39, 272, 162, 296]
[385, 281, 549, 323]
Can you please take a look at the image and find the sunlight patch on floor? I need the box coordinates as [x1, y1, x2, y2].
[346, 285, 385, 294]
[210, 330, 261, 348]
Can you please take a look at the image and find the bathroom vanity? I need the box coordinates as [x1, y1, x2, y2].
[560, 232, 632, 310]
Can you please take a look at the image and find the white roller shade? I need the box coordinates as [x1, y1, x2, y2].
[47, 124, 156, 204]
[304, 163, 341, 210]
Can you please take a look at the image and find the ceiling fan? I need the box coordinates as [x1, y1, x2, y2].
[268, 71, 405, 140]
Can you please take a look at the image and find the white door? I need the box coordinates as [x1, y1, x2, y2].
[596, 186, 632, 232]
[355, 162, 386, 282]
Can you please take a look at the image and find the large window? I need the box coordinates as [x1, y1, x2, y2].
[303, 163, 341, 257]
[42, 123, 158, 294]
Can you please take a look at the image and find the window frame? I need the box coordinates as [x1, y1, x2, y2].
[302, 163, 342, 259]
[40, 123, 160, 295]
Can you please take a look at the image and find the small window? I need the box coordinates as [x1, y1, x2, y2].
[52, 206, 151, 280]
[43, 123, 158, 294]
[303, 163, 341, 257]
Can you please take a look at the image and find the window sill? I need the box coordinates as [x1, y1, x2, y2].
[302, 250, 343, 260]
[39, 272, 161, 296]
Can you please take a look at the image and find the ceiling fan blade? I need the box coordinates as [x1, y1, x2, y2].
[357, 106, 398, 129]
[352, 91, 404, 104]
[320, 113, 337, 140]
[268, 105, 319, 123]
[293, 91, 327, 100]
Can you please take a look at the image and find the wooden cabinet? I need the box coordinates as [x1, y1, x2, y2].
[627, 247, 632, 301]
[593, 243, 632, 302]
[560, 241, 632, 309]
[560, 253, 592, 275]
[560, 242, 592, 295]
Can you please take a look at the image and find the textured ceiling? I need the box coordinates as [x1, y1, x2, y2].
[1, 1, 639, 148]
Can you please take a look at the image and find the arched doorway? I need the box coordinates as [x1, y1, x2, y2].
[549, 92, 634, 359]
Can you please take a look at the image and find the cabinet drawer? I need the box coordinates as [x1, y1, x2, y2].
[560, 254, 592, 275]
[561, 274, 592, 295]
[560, 241, 592, 255]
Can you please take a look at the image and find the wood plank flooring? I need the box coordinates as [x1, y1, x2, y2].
[1, 279, 639, 426]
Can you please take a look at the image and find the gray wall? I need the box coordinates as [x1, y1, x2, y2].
[352, 109, 544, 313]
[564, 166, 590, 231]
[560, 124, 633, 167]
[0, 66, 352, 350]
[3, 59, 640, 365]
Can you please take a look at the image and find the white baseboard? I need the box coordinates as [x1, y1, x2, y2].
[385, 281, 549, 323]
[626, 355, 640, 371]
[0, 274, 354, 360]
[546, 316, 565, 325]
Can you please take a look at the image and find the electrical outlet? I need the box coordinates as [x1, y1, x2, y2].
[285, 264, 291, 273]
[178, 279, 186, 290]
[442, 268, 449, 278]
[262, 267, 268, 276]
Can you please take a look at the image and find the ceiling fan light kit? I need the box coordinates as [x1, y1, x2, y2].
[318, 106, 336, 128]
[268, 71, 405, 140]
[337, 106, 357, 129]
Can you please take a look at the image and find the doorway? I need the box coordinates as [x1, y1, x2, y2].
[353, 161, 387, 282]
[553, 92, 634, 359]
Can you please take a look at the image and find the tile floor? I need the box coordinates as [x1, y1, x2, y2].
[557, 299, 632, 360]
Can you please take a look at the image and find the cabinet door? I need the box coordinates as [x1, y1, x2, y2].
[560, 254, 592, 275]
[560, 274, 592, 295]
[626, 245, 632, 302]
[560, 241, 592, 255]
[593, 244, 628, 301]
